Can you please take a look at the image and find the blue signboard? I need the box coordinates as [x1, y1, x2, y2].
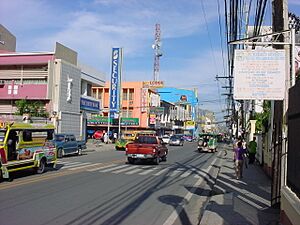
[80, 97, 100, 112]
[109, 47, 122, 118]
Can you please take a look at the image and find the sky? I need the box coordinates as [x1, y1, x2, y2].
[1, 0, 300, 122]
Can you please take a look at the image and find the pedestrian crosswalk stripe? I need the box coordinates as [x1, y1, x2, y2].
[138, 167, 159, 175]
[125, 168, 143, 175]
[99, 164, 128, 172]
[68, 162, 103, 171]
[61, 162, 91, 169]
[59, 161, 82, 166]
[153, 168, 169, 176]
[112, 165, 139, 174]
[180, 170, 192, 178]
[169, 170, 180, 177]
[86, 164, 116, 172]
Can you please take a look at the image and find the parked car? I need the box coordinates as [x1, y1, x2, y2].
[126, 135, 168, 164]
[161, 135, 171, 144]
[52, 134, 86, 158]
[92, 130, 104, 140]
[169, 135, 184, 146]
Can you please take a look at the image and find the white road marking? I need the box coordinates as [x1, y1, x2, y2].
[61, 162, 91, 169]
[139, 167, 159, 175]
[180, 170, 192, 178]
[125, 168, 143, 175]
[99, 164, 128, 173]
[86, 164, 117, 172]
[162, 151, 221, 225]
[153, 168, 169, 176]
[112, 166, 139, 174]
[68, 162, 103, 171]
[169, 170, 180, 177]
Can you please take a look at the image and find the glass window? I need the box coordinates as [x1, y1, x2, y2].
[55, 134, 65, 142]
[129, 89, 134, 100]
[135, 136, 158, 144]
[70, 135, 76, 141]
[122, 89, 128, 100]
[0, 130, 6, 143]
[23, 130, 32, 142]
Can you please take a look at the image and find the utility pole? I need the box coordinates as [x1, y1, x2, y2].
[271, 0, 289, 207]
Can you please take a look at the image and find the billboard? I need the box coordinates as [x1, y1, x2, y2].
[109, 47, 123, 118]
[233, 49, 285, 100]
[143, 80, 164, 88]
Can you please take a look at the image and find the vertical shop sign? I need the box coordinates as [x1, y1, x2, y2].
[109, 47, 123, 117]
[141, 88, 148, 112]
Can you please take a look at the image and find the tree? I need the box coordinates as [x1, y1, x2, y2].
[252, 101, 271, 132]
[15, 100, 49, 118]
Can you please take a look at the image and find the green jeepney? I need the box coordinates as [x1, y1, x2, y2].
[197, 133, 218, 153]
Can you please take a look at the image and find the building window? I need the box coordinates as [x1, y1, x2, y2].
[129, 89, 134, 100]
[122, 89, 128, 100]
[92, 89, 97, 99]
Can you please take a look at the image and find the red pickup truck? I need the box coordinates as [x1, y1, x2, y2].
[125, 135, 168, 164]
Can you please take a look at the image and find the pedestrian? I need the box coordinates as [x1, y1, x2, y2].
[103, 133, 108, 144]
[234, 141, 247, 179]
[248, 137, 257, 164]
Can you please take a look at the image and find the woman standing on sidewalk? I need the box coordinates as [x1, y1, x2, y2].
[234, 141, 247, 179]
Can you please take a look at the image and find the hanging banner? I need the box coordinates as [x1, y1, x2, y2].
[109, 47, 123, 118]
[233, 49, 285, 100]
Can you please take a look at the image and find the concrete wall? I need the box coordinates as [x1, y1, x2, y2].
[281, 187, 300, 225]
[52, 59, 81, 139]
[0, 24, 16, 52]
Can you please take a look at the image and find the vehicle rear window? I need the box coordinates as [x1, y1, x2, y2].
[54, 135, 65, 141]
[135, 136, 158, 144]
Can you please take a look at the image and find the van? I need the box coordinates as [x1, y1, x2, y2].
[0, 116, 56, 181]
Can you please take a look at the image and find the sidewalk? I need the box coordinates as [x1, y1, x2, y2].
[199, 145, 280, 225]
[84, 139, 115, 152]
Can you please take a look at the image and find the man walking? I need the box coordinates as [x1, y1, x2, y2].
[248, 137, 257, 164]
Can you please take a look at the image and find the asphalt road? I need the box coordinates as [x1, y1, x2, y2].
[0, 142, 223, 225]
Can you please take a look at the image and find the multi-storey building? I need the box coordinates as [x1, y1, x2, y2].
[90, 81, 161, 133]
[0, 39, 105, 140]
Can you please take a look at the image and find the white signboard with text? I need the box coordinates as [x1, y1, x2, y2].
[233, 49, 286, 100]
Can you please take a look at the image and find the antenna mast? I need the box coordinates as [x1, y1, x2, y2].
[152, 24, 162, 81]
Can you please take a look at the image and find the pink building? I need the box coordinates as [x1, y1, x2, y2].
[90, 81, 161, 131]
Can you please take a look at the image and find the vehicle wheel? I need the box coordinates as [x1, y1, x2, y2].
[161, 154, 167, 162]
[128, 157, 135, 164]
[57, 148, 63, 158]
[36, 159, 46, 174]
[153, 157, 160, 165]
[77, 147, 82, 156]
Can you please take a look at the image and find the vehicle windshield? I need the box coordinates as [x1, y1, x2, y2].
[170, 136, 180, 140]
[135, 136, 158, 144]
[54, 134, 65, 142]
[0, 130, 6, 143]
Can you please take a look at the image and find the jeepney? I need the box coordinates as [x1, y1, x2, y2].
[0, 117, 57, 181]
[115, 130, 156, 150]
[197, 133, 218, 153]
